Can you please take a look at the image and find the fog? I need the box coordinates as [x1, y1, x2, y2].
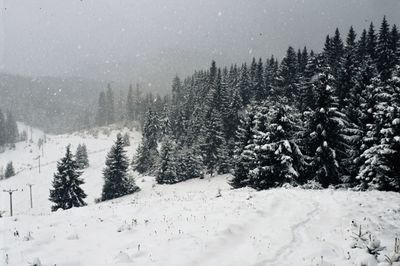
[1, 0, 400, 91]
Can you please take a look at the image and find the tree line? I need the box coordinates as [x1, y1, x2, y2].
[0, 108, 19, 148]
[131, 17, 400, 192]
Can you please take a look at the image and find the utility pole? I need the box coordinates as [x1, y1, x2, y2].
[3, 189, 18, 216]
[27, 184, 34, 208]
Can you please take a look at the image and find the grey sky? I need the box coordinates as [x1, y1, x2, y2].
[1, 0, 400, 91]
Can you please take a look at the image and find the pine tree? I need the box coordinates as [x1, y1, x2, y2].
[304, 64, 351, 188]
[126, 84, 135, 121]
[253, 58, 265, 101]
[49, 145, 87, 211]
[367, 23, 378, 60]
[75, 144, 89, 169]
[4, 161, 15, 178]
[237, 64, 252, 106]
[200, 109, 226, 176]
[390, 25, 399, 66]
[279, 46, 299, 102]
[133, 109, 159, 174]
[357, 67, 400, 191]
[106, 84, 115, 124]
[376, 17, 395, 82]
[156, 139, 177, 184]
[337, 26, 358, 110]
[0, 109, 5, 146]
[102, 134, 139, 201]
[5, 111, 18, 144]
[176, 145, 204, 181]
[122, 132, 130, 146]
[264, 105, 305, 186]
[96, 91, 107, 126]
[231, 106, 257, 188]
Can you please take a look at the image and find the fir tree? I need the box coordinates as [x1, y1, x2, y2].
[49, 145, 87, 211]
[156, 139, 177, 184]
[126, 84, 135, 121]
[304, 63, 351, 188]
[4, 161, 15, 178]
[122, 132, 130, 147]
[106, 84, 115, 124]
[376, 17, 395, 81]
[367, 22, 378, 60]
[231, 107, 257, 189]
[237, 64, 252, 106]
[0, 109, 5, 146]
[101, 134, 139, 201]
[96, 91, 107, 126]
[357, 67, 400, 191]
[176, 145, 204, 181]
[5, 111, 18, 144]
[75, 144, 89, 169]
[279, 46, 299, 102]
[133, 109, 159, 174]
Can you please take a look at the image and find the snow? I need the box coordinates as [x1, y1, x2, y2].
[1, 124, 400, 266]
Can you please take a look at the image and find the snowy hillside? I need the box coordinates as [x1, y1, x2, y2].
[1, 125, 400, 266]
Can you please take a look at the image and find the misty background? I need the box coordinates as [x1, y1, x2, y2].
[1, 0, 400, 91]
[0, 0, 400, 133]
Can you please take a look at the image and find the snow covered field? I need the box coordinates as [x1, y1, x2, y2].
[1, 125, 400, 266]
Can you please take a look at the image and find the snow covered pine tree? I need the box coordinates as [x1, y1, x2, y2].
[49, 145, 87, 211]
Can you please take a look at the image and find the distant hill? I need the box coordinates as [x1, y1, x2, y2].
[0, 73, 114, 133]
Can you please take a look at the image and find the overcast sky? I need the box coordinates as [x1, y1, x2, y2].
[1, 0, 400, 91]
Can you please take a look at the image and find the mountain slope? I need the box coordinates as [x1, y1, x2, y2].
[0, 125, 399, 266]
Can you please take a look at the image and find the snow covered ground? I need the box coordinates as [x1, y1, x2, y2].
[1, 124, 400, 266]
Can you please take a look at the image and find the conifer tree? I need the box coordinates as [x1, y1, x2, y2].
[75, 144, 89, 169]
[5, 111, 18, 144]
[253, 58, 265, 101]
[337, 26, 358, 110]
[133, 109, 159, 174]
[231, 107, 256, 189]
[357, 67, 400, 191]
[376, 17, 395, 81]
[0, 109, 5, 147]
[176, 145, 204, 181]
[156, 139, 177, 184]
[102, 134, 139, 201]
[304, 62, 351, 188]
[96, 91, 107, 126]
[106, 84, 115, 124]
[367, 22, 378, 60]
[279, 46, 299, 102]
[200, 109, 226, 176]
[49, 145, 87, 211]
[4, 161, 15, 178]
[126, 84, 135, 121]
[122, 132, 130, 147]
[237, 64, 252, 106]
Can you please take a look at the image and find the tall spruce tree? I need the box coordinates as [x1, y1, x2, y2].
[75, 144, 89, 169]
[4, 161, 15, 178]
[133, 109, 159, 174]
[126, 84, 135, 121]
[96, 91, 107, 126]
[5, 111, 18, 144]
[106, 84, 115, 124]
[231, 106, 257, 189]
[156, 138, 177, 184]
[304, 61, 351, 188]
[49, 145, 87, 211]
[357, 67, 400, 191]
[376, 17, 396, 82]
[0, 109, 6, 146]
[102, 134, 139, 201]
